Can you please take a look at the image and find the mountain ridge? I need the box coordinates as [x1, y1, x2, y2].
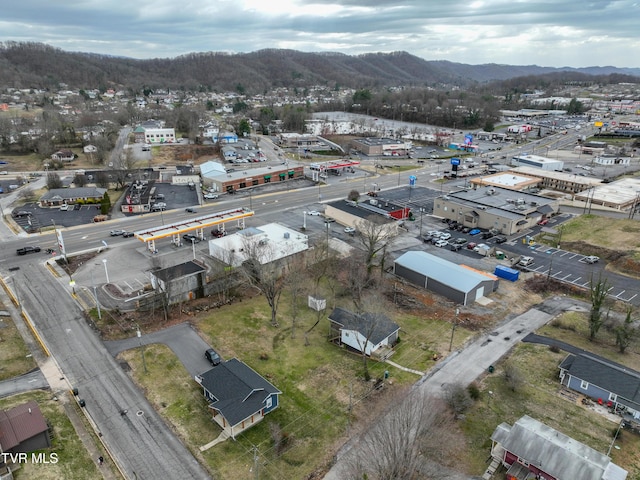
[0, 41, 638, 93]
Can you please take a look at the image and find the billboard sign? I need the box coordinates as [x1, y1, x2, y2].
[409, 175, 417, 187]
[594, 121, 604, 127]
[464, 134, 473, 145]
[450, 158, 461, 166]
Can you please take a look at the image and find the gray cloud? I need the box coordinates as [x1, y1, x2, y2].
[0, 0, 638, 67]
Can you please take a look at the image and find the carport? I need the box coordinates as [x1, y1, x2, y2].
[134, 207, 254, 252]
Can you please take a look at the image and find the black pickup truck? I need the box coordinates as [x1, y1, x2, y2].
[16, 246, 41, 256]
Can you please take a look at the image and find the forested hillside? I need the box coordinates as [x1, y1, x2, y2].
[1, 42, 638, 93]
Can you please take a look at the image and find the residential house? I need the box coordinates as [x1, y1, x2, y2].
[195, 358, 281, 439]
[50, 149, 75, 162]
[490, 415, 627, 480]
[328, 307, 400, 358]
[559, 353, 640, 420]
[0, 400, 51, 479]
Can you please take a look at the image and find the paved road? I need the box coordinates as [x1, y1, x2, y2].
[105, 323, 213, 378]
[13, 265, 210, 480]
[324, 296, 576, 479]
[0, 369, 48, 398]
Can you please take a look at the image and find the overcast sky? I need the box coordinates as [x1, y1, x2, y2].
[1, 1, 639, 67]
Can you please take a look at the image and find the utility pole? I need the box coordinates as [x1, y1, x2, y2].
[449, 308, 459, 352]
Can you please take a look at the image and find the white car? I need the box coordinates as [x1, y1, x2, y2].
[434, 239, 448, 248]
[204, 193, 219, 199]
[584, 255, 600, 264]
[439, 232, 452, 241]
[426, 230, 441, 238]
[307, 210, 321, 216]
[59, 204, 70, 211]
[344, 227, 356, 234]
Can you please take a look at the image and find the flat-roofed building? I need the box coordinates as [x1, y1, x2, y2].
[469, 172, 541, 192]
[432, 185, 559, 235]
[510, 153, 563, 172]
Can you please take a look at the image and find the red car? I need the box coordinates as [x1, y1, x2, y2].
[466, 242, 477, 250]
[537, 219, 549, 226]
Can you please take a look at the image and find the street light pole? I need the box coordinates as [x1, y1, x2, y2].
[91, 266, 102, 320]
[102, 259, 110, 284]
[190, 238, 196, 260]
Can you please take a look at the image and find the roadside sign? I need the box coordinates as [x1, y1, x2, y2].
[450, 158, 461, 166]
[594, 121, 603, 127]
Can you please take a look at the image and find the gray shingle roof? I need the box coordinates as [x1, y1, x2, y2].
[328, 307, 399, 345]
[199, 358, 281, 426]
[560, 353, 640, 409]
[492, 415, 627, 480]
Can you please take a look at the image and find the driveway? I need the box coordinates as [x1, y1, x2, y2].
[104, 323, 214, 378]
[0, 369, 49, 399]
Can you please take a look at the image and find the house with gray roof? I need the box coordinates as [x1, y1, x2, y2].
[195, 358, 281, 439]
[490, 415, 627, 480]
[328, 307, 400, 357]
[559, 353, 640, 419]
[393, 251, 498, 306]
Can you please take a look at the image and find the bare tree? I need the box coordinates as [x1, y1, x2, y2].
[503, 362, 525, 392]
[240, 238, 288, 327]
[340, 392, 461, 480]
[615, 306, 636, 354]
[442, 383, 473, 415]
[589, 274, 611, 341]
[354, 215, 397, 280]
[284, 254, 307, 339]
[46, 172, 63, 189]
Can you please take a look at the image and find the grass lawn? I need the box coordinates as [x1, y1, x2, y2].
[0, 304, 37, 381]
[118, 292, 473, 480]
[557, 214, 640, 255]
[0, 391, 99, 480]
[461, 310, 640, 478]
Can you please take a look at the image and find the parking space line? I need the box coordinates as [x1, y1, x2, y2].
[561, 274, 572, 280]
[615, 290, 626, 298]
[626, 294, 638, 303]
[573, 276, 582, 283]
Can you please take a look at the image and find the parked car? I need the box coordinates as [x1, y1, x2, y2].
[426, 230, 441, 238]
[466, 242, 477, 250]
[434, 239, 448, 248]
[584, 255, 600, 264]
[185, 207, 197, 213]
[537, 218, 549, 226]
[482, 231, 494, 240]
[211, 230, 227, 238]
[453, 238, 467, 246]
[469, 228, 481, 236]
[204, 348, 221, 366]
[494, 236, 507, 244]
[439, 232, 452, 241]
[13, 211, 31, 218]
[450, 243, 462, 251]
[17, 246, 41, 255]
[518, 256, 535, 267]
[204, 193, 219, 200]
[110, 230, 125, 236]
[151, 202, 166, 211]
[183, 234, 201, 243]
[59, 204, 70, 211]
[344, 227, 356, 234]
[307, 210, 321, 216]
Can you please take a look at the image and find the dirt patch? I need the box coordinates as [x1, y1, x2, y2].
[151, 144, 219, 166]
[561, 240, 640, 277]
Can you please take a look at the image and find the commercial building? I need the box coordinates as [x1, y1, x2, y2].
[204, 165, 304, 194]
[324, 198, 408, 237]
[469, 171, 541, 192]
[510, 154, 564, 172]
[432, 185, 559, 235]
[508, 166, 600, 195]
[350, 137, 413, 156]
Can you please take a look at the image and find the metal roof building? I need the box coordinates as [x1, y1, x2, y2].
[393, 251, 498, 306]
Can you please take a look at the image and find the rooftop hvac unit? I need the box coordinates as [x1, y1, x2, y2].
[516, 198, 525, 204]
[486, 188, 496, 195]
[506, 198, 515, 203]
[284, 232, 290, 239]
[369, 199, 378, 206]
